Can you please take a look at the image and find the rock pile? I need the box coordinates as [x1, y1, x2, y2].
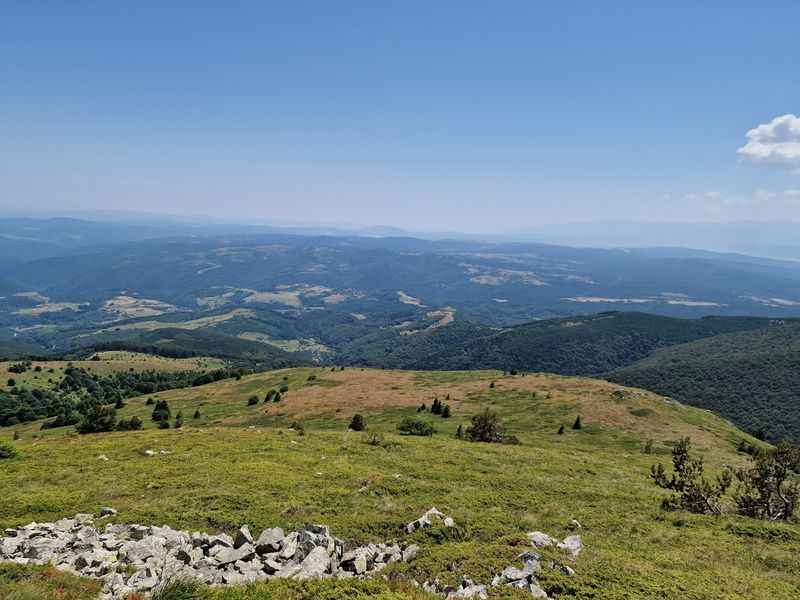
[0, 513, 419, 599]
[419, 530, 582, 600]
[0, 509, 581, 600]
[405, 507, 456, 533]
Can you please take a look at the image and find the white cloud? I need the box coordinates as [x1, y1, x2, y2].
[737, 114, 800, 171]
[785, 189, 800, 198]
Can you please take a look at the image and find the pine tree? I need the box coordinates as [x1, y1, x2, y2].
[193, 409, 201, 419]
[441, 405, 451, 418]
[455, 424, 464, 439]
[557, 425, 565, 435]
[174, 412, 183, 429]
[349, 413, 366, 431]
[572, 416, 582, 430]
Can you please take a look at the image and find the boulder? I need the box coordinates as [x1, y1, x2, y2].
[294, 546, 330, 579]
[255, 527, 284, 553]
[557, 535, 582, 557]
[527, 532, 555, 548]
[234, 525, 254, 549]
[216, 543, 256, 566]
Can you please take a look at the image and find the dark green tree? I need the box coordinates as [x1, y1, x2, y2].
[651, 437, 732, 514]
[349, 413, 366, 431]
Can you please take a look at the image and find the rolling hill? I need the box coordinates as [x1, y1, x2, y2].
[608, 321, 800, 444]
[2, 367, 798, 599]
[337, 312, 780, 374]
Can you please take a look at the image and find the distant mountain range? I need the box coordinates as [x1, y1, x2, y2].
[3, 216, 800, 442]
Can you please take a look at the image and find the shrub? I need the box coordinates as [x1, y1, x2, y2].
[117, 416, 143, 431]
[557, 425, 565, 435]
[431, 398, 442, 415]
[115, 397, 125, 409]
[265, 390, 276, 402]
[193, 409, 201, 419]
[417, 403, 426, 413]
[349, 414, 366, 431]
[643, 439, 654, 454]
[273, 391, 282, 403]
[279, 384, 289, 393]
[0, 440, 18, 459]
[307, 375, 317, 382]
[733, 441, 800, 521]
[455, 424, 464, 439]
[441, 405, 451, 418]
[76, 402, 117, 434]
[465, 408, 507, 443]
[489, 381, 495, 389]
[174, 412, 184, 429]
[397, 417, 435, 436]
[7, 378, 15, 387]
[290, 421, 305, 435]
[146, 398, 155, 406]
[572, 416, 582, 430]
[651, 437, 731, 514]
[158, 420, 171, 430]
[13, 431, 20, 441]
[247, 395, 259, 406]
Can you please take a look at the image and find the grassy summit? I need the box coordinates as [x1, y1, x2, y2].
[1, 368, 799, 599]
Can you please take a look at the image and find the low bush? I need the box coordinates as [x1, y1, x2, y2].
[0, 440, 19, 459]
[397, 417, 435, 436]
[349, 413, 366, 431]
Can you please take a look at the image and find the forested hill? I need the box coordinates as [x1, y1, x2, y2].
[338, 312, 777, 374]
[607, 321, 800, 444]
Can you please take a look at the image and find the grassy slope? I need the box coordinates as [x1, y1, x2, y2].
[1, 369, 799, 599]
[607, 322, 800, 443]
[0, 352, 226, 393]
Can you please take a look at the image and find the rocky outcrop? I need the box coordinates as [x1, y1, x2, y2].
[0, 509, 582, 600]
[0, 514, 417, 599]
[418, 530, 582, 600]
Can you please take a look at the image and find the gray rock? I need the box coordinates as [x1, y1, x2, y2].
[294, 546, 330, 579]
[280, 532, 299, 559]
[255, 527, 284, 553]
[557, 535, 582, 557]
[216, 543, 256, 566]
[234, 525, 253, 549]
[402, 543, 419, 562]
[527, 532, 555, 548]
[100, 507, 118, 518]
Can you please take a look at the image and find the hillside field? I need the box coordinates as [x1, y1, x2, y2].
[1, 352, 226, 393]
[2, 368, 799, 599]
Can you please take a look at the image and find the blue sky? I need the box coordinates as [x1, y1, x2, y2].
[1, 1, 799, 231]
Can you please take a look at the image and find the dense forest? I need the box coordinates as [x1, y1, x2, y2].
[608, 322, 800, 443]
[337, 312, 778, 374]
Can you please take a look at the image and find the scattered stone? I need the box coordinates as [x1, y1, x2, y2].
[557, 535, 582, 558]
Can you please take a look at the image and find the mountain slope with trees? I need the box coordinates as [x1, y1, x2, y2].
[608, 321, 800, 443]
[338, 312, 778, 374]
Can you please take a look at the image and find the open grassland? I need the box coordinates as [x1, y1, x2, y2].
[0, 353, 225, 392]
[87, 309, 255, 336]
[1, 369, 799, 599]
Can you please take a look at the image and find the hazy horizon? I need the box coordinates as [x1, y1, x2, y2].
[2, 2, 799, 231]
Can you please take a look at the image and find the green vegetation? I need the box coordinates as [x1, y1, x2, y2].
[1, 367, 799, 599]
[397, 417, 435, 436]
[338, 313, 776, 374]
[608, 322, 800, 443]
[0, 563, 100, 600]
